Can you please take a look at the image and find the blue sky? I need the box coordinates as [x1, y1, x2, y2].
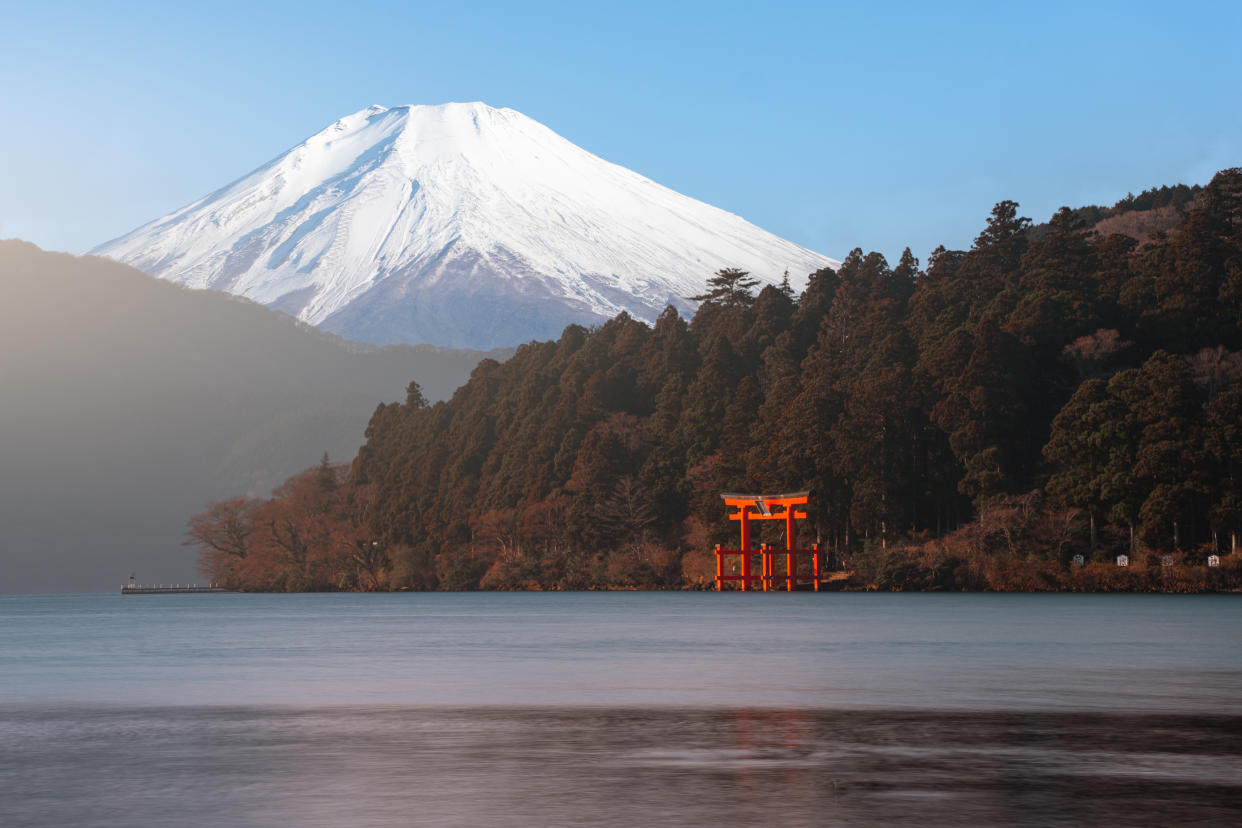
[2, 0, 1239, 265]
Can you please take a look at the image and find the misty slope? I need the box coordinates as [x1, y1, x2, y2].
[93, 103, 837, 348]
[0, 241, 506, 592]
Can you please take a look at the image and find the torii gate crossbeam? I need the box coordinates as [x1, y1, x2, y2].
[714, 491, 821, 591]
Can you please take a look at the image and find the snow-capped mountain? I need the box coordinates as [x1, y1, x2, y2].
[92, 103, 837, 348]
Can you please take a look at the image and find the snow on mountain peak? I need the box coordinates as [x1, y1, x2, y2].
[92, 103, 838, 348]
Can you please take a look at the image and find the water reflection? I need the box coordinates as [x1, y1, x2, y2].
[3, 706, 1240, 827]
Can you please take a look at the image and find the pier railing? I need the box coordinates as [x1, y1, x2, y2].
[120, 584, 230, 595]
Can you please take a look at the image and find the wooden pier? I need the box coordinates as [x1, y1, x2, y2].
[120, 585, 230, 595]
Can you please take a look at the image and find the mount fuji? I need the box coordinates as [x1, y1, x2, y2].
[93, 103, 837, 349]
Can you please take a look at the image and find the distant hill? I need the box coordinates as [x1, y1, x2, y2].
[0, 241, 508, 592]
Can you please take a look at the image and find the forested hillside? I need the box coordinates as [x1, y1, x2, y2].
[191, 169, 1242, 591]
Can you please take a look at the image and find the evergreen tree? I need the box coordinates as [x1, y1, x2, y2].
[405, 380, 428, 409]
[1206, 384, 1242, 552]
[1044, 379, 1128, 550]
[690, 267, 760, 308]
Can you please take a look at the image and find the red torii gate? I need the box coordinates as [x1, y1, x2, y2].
[714, 491, 821, 591]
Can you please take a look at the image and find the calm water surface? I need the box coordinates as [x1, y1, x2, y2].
[2, 592, 1240, 825]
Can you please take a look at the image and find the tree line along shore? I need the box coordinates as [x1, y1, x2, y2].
[189, 169, 1242, 592]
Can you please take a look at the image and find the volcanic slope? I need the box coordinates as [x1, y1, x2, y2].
[93, 103, 837, 348]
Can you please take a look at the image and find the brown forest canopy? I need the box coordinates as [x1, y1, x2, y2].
[192, 168, 1242, 591]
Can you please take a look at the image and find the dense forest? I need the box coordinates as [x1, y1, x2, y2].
[190, 169, 1242, 592]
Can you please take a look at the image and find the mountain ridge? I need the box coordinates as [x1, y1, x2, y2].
[92, 103, 837, 348]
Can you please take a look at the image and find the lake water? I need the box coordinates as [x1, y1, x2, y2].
[2, 592, 1240, 826]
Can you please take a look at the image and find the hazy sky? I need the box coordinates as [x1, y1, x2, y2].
[2, 0, 1239, 265]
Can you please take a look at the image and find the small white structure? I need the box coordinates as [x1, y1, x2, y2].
[1117, 555, 1129, 567]
[1209, 555, 1221, 567]
[1072, 554, 1085, 567]
[1161, 555, 1174, 567]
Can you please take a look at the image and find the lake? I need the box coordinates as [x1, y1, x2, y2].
[2, 592, 1240, 825]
